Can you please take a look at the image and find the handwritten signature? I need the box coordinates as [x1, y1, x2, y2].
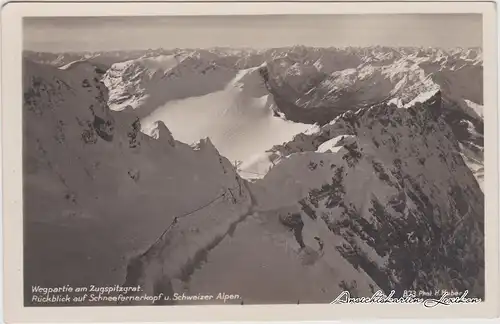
[330, 290, 482, 307]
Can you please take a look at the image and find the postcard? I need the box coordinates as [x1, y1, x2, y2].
[1, 0, 498, 322]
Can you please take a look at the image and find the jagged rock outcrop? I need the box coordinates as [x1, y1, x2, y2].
[102, 54, 236, 117]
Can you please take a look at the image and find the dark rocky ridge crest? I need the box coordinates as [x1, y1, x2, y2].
[257, 91, 484, 298]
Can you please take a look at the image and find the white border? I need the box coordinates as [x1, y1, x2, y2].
[1, 1, 498, 322]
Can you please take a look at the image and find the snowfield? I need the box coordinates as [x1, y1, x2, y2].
[140, 66, 314, 169]
[22, 45, 485, 306]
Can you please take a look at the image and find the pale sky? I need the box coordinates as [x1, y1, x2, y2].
[24, 14, 482, 52]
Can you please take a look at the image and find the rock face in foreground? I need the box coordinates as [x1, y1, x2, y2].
[23, 58, 252, 306]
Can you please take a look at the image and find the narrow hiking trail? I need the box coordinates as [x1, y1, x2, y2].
[120, 178, 328, 305]
[120, 179, 260, 302]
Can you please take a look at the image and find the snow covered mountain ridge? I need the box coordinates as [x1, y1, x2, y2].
[24, 46, 482, 68]
[93, 46, 483, 180]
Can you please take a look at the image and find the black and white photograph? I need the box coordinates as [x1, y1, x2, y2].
[2, 2, 498, 320]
